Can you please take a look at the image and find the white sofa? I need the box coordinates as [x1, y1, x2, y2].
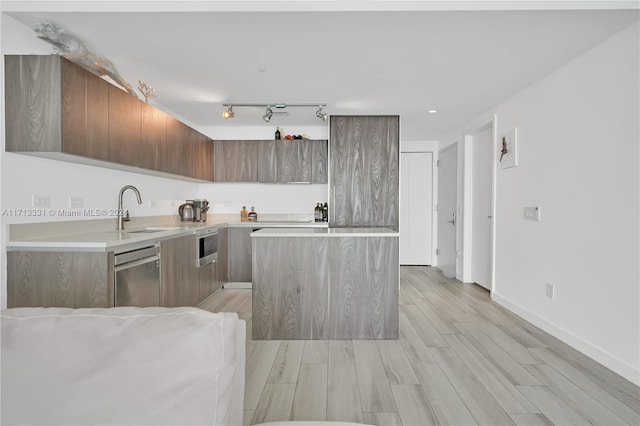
[1, 307, 245, 426]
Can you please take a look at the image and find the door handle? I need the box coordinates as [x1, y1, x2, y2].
[447, 213, 456, 226]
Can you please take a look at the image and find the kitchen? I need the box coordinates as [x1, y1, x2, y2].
[1, 4, 639, 425]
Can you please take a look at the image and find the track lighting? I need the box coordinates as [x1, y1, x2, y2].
[221, 103, 327, 121]
[223, 105, 235, 119]
[315, 105, 328, 121]
[263, 105, 273, 122]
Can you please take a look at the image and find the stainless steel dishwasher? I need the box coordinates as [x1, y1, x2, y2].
[114, 245, 161, 307]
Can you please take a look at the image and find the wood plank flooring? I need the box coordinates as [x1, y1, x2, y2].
[198, 266, 640, 426]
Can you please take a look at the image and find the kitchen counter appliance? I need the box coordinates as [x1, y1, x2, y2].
[196, 227, 218, 267]
[193, 199, 210, 222]
[178, 201, 194, 222]
[114, 245, 161, 307]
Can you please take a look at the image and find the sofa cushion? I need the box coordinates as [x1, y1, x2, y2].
[1, 307, 245, 425]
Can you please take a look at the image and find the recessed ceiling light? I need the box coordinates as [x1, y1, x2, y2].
[428, 109, 437, 114]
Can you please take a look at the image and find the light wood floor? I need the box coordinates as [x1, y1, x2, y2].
[198, 266, 640, 426]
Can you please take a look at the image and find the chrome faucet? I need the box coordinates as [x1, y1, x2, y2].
[117, 185, 142, 231]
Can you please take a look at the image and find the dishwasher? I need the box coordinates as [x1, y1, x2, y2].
[114, 245, 161, 307]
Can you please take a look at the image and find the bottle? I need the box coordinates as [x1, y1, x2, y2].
[248, 206, 258, 222]
[322, 202, 328, 222]
[314, 202, 321, 222]
[240, 206, 248, 222]
[275, 127, 281, 140]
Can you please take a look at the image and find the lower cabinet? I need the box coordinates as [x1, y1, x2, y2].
[197, 260, 223, 302]
[227, 227, 253, 282]
[160, 234, 199, 307]
[6, 250, 114, 308]
[252, 236, 399, 340]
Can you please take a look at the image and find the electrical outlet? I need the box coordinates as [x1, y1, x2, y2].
[524, 206, 541, 221]
[32, 195, 50, 208]
[69, 197, 84, 208]
[546, 283, 554, 300]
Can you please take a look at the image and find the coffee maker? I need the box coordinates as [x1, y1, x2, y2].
[192, 199, 209, 222]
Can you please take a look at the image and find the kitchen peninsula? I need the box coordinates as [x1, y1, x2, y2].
[251, 228, 399, 340]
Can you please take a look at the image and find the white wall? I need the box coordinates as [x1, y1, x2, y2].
[449, 22, 640, 384]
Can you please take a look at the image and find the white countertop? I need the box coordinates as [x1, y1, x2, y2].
[251, 227, 399, 237]
[6, 214, 329, 252]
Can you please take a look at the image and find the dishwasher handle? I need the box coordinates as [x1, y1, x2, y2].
[114, 254, 160, 272]
[115, 245, 160, 266]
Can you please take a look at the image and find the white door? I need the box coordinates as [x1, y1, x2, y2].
[400, 152, 433, 265]
[471, 126, 493, 289]
[437, 144, 457, 278]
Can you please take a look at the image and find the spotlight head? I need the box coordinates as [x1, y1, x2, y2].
[223, 105, 235, 119]
[316, 106, 328, 121]
[263, 106, 273, 122]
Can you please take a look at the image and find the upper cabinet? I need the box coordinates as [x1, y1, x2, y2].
[330, 115, 399, 228]
[215, 139, 328, 183]
[5, 55, 213, 183]
[214, 140, 259, 182]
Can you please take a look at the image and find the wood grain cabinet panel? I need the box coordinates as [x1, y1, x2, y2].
[197, 261, 222, 302]
[7, 250, 114, 308]
[187, 129, 214, 181]
[140, 102, 166, 170]
[330, 116, 399, 227]
[228, 227, 253, 282]
[257, 139, 327, 183]
[214, 140, 259, 182]
[61, 58, 109, 160]
[252, 237, 329, 340]
[5, 55, 62, 152]
[311, 140, 328, 184]
[163, 116, 189, 176]
[108, 84, 142, 166]
[252, 235, 399, 340]
[161, 234, 199, 307]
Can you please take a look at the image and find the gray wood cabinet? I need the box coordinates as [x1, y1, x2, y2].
[197, 260, 222, 302]
[311, 139, 328, 183]
[160, 234, 199, 307]
[5, 55, 214, 182]
[6, 250, 114, 308]
[252, 235, 399, 340]
[330, 116, 399, 227]
[214, 140, 258, 182]
[257, 139, 313, 182]
[227, 227, 253, 282]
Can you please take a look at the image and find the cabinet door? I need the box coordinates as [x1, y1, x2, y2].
[330, 116, 399, 227]
[228, 227, 253, 282]
[108, 85, 142, 166]
[197, 261, 219, 302]
[279, 139, 312, 182]
[214, 140, 258, 182]
[4, 55, 62, 152]
[163, 116, 189, 176]
[311, 140, 328, 183]
[161, 235, 198, 307]
[62, 58, 109, 160]
[257, 140, 277, 182]
[187, 129, 214, 181]
[7, 251, 113, 308]
[140, 102, 166, 171]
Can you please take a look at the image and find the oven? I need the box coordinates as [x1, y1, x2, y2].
[196, 227, 218, 268]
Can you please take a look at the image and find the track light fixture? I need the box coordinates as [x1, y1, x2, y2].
[222, 105, 235, 119]
[221, 103, 327, 121]
[263, 105, 273, 122]
[315, 105, 328, 121]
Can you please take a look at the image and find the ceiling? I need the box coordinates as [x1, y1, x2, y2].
[3, 1, 639, 140]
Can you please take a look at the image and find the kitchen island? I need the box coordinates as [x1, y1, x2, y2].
[251, 228, 399, 340]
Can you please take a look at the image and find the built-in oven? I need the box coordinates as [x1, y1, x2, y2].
[196, 227, 218, 268]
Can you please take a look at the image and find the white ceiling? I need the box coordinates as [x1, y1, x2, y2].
[3, 1, 639, 140]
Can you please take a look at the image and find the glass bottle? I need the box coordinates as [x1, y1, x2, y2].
[248, 206, 258, 222]
[275, 127, 281, 140]
[241, 206, 248, 222]
[322, 202, 328, 222]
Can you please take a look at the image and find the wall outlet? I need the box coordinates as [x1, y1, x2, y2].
[32, 195, 50, 208]
[546, 283, 555, 299]
[524, 206, 541, 221]
[69, 197, 84, 208]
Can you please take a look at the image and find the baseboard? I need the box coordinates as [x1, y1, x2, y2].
[491, 292, 640, 387]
